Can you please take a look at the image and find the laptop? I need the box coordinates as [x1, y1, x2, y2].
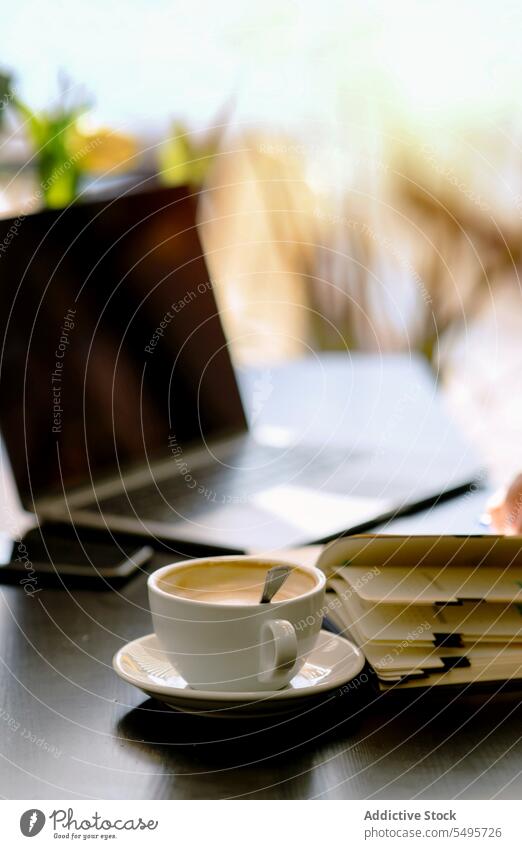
[0, 187, 481, 551]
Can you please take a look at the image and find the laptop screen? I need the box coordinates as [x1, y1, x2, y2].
[0, 187, 246, 507]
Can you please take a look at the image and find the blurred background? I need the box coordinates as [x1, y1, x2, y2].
[1, 0, 522, 482]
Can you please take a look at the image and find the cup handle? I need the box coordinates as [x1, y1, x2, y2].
[259, 619, 298, 686]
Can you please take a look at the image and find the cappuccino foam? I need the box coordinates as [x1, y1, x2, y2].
[157, 560, 316, 605]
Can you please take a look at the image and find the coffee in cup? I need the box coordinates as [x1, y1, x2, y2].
[147, 556, 326, 692]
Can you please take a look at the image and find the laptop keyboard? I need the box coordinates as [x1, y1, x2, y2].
[94, 442, 357, 522]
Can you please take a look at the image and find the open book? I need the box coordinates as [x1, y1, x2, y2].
[313, 535, 522, 690]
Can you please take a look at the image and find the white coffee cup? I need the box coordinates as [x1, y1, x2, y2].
[147, 556, 326, 692]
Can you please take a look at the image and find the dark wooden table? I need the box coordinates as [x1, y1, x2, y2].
[1, 355, 518, 800]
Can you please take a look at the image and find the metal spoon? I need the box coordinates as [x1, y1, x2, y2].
[260, 565, 293, 603]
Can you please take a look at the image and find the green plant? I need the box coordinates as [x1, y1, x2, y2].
[158, 103, 232, 189]
[158, 121, 221, 188]
[0, 70, 13, 132]
[11, 80, 90, 208]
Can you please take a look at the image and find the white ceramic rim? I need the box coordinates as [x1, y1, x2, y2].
[147, 555, 326, 608]
[112, 630, 365, 703]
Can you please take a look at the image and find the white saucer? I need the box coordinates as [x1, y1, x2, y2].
[113, 629, 365, 718]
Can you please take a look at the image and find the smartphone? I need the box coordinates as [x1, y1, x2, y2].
[0, 524, 154, 589]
